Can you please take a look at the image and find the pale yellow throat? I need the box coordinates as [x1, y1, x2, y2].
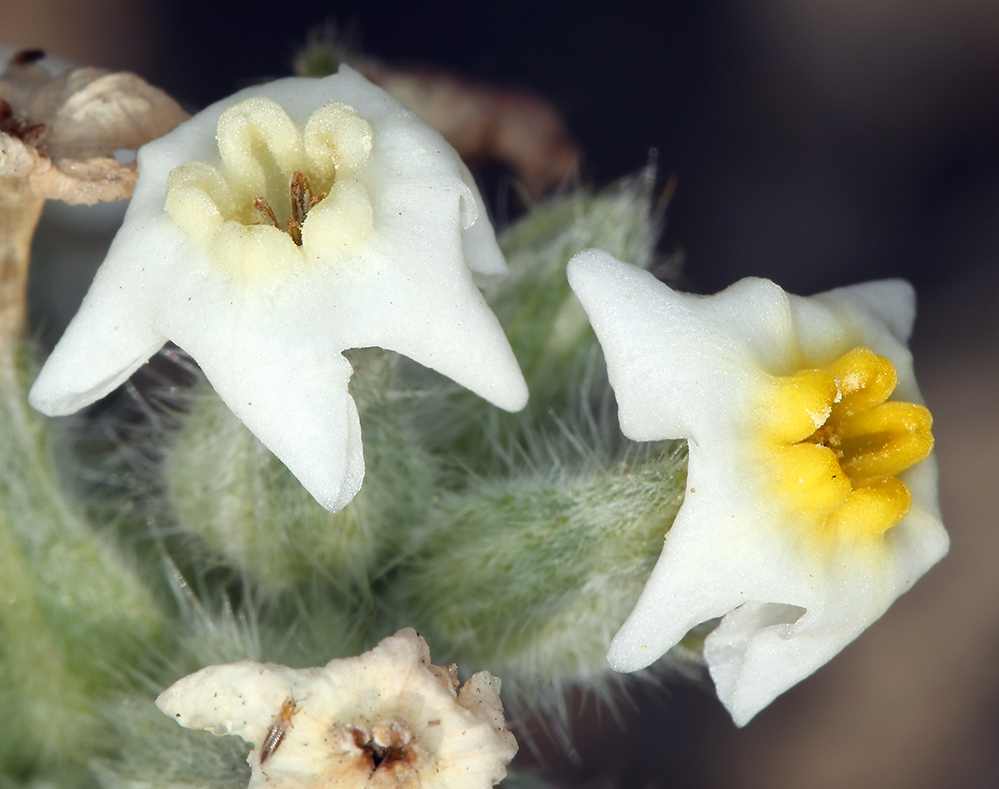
[164, 97, 375, 282]
[761, 346, 933, 544]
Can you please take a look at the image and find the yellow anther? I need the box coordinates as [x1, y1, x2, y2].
[769, 443, 852, 522]
[763, 369, 839, 444]
[839, 401, 933, 482]
[825, 477, 912, 539]
[761, 346, 933, 544]
[827, 346, 897, 418]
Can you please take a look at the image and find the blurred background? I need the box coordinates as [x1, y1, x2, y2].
[3, 0, 998, 786]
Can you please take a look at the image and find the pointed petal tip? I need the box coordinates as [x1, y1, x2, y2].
[258, 417, 366, 513]
[711, 669, 782, 728]
[605, 632, 662, 673]
[306, 467, 365, 513]
[27, 352, 145, 418]
[726, 704, 759, 728]
[27, 378, 72, 418]
[26, 301, 166, 418]
[566, 247, 624, 286]
[567, 248, 664, 318]
[463, 344, 529, 413]
[418, 332, 526, 410]
[492, 373, 529, 413]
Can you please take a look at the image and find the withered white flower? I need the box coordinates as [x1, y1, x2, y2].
[28, 66, 528, 511]
[567, 248, 948, 726]
[156, 628, 517, 789]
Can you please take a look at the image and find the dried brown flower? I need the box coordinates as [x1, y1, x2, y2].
[0, 49, 189, 204]
[358, 60, 580, 200]
[156, 628, 518, 789]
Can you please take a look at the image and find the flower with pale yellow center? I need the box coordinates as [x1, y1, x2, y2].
[567, 248, 947, 726]
[155, 629, 517, 789]
[28, 66, 527, 511]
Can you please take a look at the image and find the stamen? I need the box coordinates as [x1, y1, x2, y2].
[286, 171, 326, 246]
[253, 197, 279, 228]
[765, 346, 934, 543]
[289, 170, 313, 227]
[287, 216, 303, 246]
[163, 97, 373, 278]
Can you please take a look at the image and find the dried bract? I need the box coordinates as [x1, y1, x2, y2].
[0, 49, 188, 204]
[357, 60, 580, 200]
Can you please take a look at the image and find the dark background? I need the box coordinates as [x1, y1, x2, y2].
[144, 0, 999, 296]
[4, 1, 999, 786]
[7, 0, 999, 294]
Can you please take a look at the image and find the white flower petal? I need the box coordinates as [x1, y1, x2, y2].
[322, 223, 527, 413]
[816, 279, 917, 346]
[30, 65, 526, 511]
[568, 248, 948, 725]
[27, 220, 178, 415]
[165, 307, 364, 512]
[456, 161, 509, 279]
[787, 278, 922, 400]
[567, 249, 791, 443]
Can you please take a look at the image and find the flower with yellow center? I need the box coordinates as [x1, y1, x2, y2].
[155, 629, 518, 789]
[567, 248, 948, 726]
[28, 66, 527, 511]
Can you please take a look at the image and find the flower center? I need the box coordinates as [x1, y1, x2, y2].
[762, 347, 933, 542]
[252, 170, 325, 247]
[164, 96, 375, 282]
[329, 718, 426, 787]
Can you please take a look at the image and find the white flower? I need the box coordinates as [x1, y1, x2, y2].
[567, 248, 948, 726]
[28, 66, 528, 511]
[155, 628, 518, 789]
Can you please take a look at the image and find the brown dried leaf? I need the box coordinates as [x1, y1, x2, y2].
[0, 51, 189, 204]
[355, 58, 581, 200]
[25, 154, 138, 204]
[0, 129, 41, 179]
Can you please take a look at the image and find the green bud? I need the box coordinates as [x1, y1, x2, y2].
[492, 169, 661, 405]
[165, 349, 436, 593]
[434, 172, 665, 470]
[398, 442, 687, 691]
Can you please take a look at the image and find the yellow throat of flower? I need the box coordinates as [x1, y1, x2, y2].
[164, 97, 375, 282]
[762, 347, 933, 545]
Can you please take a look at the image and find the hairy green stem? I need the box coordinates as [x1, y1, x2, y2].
[397, 442, 687, 689]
